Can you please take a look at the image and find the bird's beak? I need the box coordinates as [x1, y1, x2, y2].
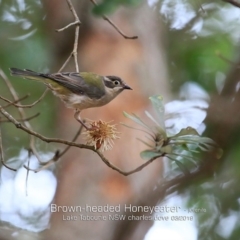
[124, 84, 132, 90]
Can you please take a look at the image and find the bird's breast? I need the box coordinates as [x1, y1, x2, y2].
[65, 93, 113, 111]
[49, 83, 119, 111]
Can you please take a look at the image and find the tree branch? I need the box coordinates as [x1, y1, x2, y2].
[0, 70, 43, 163]
[0, 104, 161, 175]
[0, 126, 17, 172]
[0, 88, 48, 108]
[0, 112, 40, 122]
[89, 0, 138, 40]
[57, 0, 81, 72]
[222, 0, 240, 8]
[2, 94, 29, 108]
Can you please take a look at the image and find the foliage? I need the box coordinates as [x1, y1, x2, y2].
[124, 95, 222, 176]
[1, 0, 240, 239]
[155, 0, 240, 238]
[0, 0, 54, 158]
[92, 0, 142, 16]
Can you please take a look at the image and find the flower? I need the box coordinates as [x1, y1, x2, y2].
[83, 120, 120, 151]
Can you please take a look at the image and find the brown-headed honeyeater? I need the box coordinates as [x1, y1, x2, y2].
[10, 68, 132, 127]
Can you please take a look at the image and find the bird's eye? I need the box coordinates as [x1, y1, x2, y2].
[114, 81, 120, 85]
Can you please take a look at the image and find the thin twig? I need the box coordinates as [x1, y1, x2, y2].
[56, 21, 80, 32]
[222, 0, 240, 8]
[0, 70, 42, 163]
[25, 150, 31, 196]
[73, 22, 80, 72]
[66, 0, 81, 72]
[95, 150, 161, 176]
[0, 113, 40, 122]
[24, 151, 60, 173]
[0, 88, 48, 108]
[24, 124, 84, 172]
[57, 0, 81, 72]
[216, 51, 237, 66]
[58, 124, 84, 158]
[89, 0, 138, 40]
[199, 4, 205, 13]
[0, 104, 161, 175]
[58, 53, 73, 72]
[196, 0, 205, 13]
[0, 105, 90, 147]
[2, 94, 30, 108]
[0, 125, 17, 172]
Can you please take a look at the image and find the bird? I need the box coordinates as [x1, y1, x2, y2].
[10, 68, 132, 128]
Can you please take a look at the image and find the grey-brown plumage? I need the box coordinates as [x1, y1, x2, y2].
[10, 68, 132, 111]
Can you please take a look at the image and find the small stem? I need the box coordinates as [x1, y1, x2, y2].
[0, 104, 162, 176]
[0, 112, 40, 123]
[0, 89, 48, 108]
[58, 53, 73, 72]
[0, 70, 42, 163]
[57, 0, 81, 72]
[0, 126, 17, 172]
[24, 124, 84, 172]
[89, 0, 138, 40]
[2, 94, 30, 108]
[73, 24, 80, 72]
[56, 20, 81, 32]
[222, 0, 240, 8]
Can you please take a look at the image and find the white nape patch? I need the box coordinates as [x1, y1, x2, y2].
[104, 76, 112, 82]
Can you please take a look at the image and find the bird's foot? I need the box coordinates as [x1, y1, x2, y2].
[74, 111, 90, 130]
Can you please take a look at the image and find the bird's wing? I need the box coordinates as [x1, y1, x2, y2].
[42, 72, 106, 99]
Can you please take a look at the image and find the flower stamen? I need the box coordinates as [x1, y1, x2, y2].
[83, 120, 120, 151]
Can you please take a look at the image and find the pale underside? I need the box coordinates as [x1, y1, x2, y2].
[48, 83, 123, 111]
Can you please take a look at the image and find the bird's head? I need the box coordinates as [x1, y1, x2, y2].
[103, 76, 132, 99]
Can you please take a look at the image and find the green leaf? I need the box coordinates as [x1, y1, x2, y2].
[123, 111, 152, 130]
[136, 138, 154, 148]
[140, 150, 161, 160]
[170, 127, 200, 138]
[160, 145, 173, 154]
[145, 110, 159, 125]
[145, 110, 166, 135]
[167, 156, 190, 175]
[169, 134, 223, 159]
[167, 152, 198, 167]
[92, 2, 117, 16]
[198, 143, 213, 152]
[149, 95, 165, 130]
[92, 0, 142, 16]
[120, 122, 154, 137]
[174, 160, 190, 175]
[171, 135, 216, 145]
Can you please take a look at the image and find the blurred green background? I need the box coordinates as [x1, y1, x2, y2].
[0, 0, 56, 158]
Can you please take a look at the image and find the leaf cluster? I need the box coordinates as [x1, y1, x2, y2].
[124, 95, 222, 175]
[92, 0, 142, 16]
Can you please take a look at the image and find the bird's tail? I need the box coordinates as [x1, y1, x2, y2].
[10, 68, 48, 83]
